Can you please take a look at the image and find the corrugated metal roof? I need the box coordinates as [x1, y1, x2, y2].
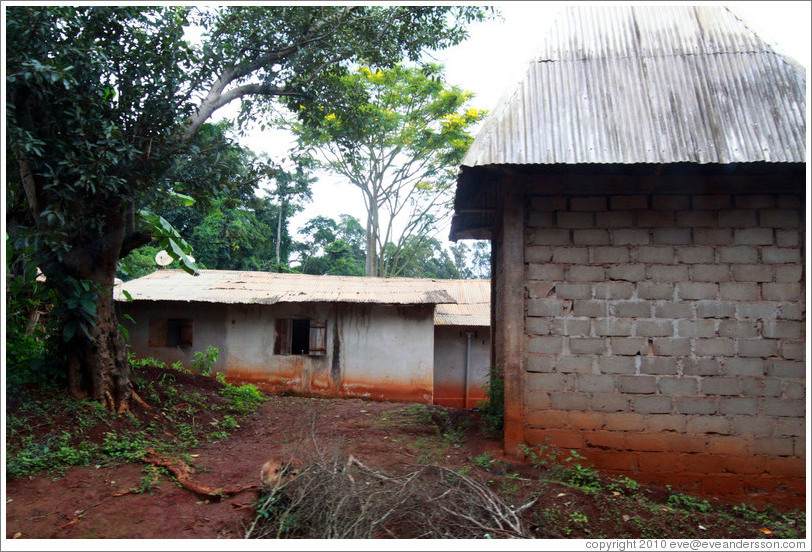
[115, 270, 455, 306]
[461, 5, 806, 167]
[434, 279, 490, 326]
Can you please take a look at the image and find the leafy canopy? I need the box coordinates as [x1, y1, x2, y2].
[293, 63, 488, 277]
[5, 4, 492, 405]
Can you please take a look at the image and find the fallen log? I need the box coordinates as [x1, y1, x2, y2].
[141, 448, 256, 499]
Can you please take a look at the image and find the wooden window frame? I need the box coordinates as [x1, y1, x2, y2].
[149, 317, 193, 348]
[274, 318, 327, 356]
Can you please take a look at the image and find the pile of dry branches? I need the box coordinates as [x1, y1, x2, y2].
[243, 454, 542, 539]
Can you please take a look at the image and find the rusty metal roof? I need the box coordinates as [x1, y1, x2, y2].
[434, 279, 490, 327]
[115, 270, 455, 306]
[461, 5, 806, 167]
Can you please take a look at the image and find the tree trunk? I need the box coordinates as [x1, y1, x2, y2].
[57, 204, 134, 412]
[364, 197, 382, 277]
[276, 201, 284, 269]
[67, 276, 133, 412]
[365, 216, 378, 277]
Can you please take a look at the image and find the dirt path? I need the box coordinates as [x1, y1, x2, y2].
[5, 395, 506, 539]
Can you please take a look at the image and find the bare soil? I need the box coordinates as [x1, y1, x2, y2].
[4, 364, 806, 541]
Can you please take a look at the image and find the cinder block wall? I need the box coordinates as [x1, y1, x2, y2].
[523, 192, 805, 506]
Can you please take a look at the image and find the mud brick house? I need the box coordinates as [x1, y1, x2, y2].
[116, 270, 491, 406]
[450, 6, 806, 506]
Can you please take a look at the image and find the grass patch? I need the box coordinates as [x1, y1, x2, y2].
[6, 353, 265, 480]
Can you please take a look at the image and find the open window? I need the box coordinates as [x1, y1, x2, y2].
[274, 318, 326, 356]
[149, 317, 193, 348]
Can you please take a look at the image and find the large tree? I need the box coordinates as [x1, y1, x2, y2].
[293, 214, 367, 276]
[292, 63, 487, 277]
[383, 236, 462, 279]
[5, 5, 489, 411]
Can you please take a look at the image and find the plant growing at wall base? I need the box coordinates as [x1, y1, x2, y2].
[472, 452, 495, 469]
[191, 346, 219, 376]
[476, 365, 503, 437]
[666, 487, 712, 512]
[561, 450, 601, 490]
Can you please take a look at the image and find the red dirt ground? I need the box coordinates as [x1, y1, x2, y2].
[4, 366, 807, 542]
[5, 392, 510, 539]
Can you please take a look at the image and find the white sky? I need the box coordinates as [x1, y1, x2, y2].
[263, 1, 811, 249]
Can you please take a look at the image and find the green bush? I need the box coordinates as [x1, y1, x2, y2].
[476, 365, 503, 437]
[6, 432, 93, 478]
[192, 345, 219, 376]
[220, 383, 265, 413]
[101, 431, 152, 461]
[5, 261, 63, 391]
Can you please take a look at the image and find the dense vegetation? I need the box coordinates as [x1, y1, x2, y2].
[6, 5, 492, 411]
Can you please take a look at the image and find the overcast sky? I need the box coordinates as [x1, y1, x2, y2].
[254, 1, 811, 247]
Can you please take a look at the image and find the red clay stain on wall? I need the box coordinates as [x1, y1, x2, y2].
[433, 381, 486, 409]
[524, 425, 805, 510]
[225, 366, 432, 404]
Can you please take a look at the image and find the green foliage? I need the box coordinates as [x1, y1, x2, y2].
[220, 383, 265, 414]
[117, 245, 161, 281]
[569, 512, 589, 525]
[561, 450, 601, 490]
[294, 214, 366, 276]
[666, 488, 712, 513]
[476, 365, 504, 438]
[471, 452, 496, 469]
[6, 354, 266, 480]
[520, 441, 564, 470]
[729, 504, 805, 539]
[221, 415, 239, 430]
[381, 236, 464, 279]
[606, 475, 642, 496]
[191, 346, 219, 376]
[293, 62, 488, 277]
[254, 491, 302, 536]
[421, 407, 469, 446]
[6, 432, 92, 478]
[51, 277, 99, 342]
[101, 431, 152, 461]
[7, 5, 489, 398]
[206, 409, 239, 440]
[450, 241, 491, 279]
[7, 6, 199, 268]
[135, 467, 162, 495]
[520, 443, 601, 491]
[139, 210, 199, 276]
[5, 241, 63, 389]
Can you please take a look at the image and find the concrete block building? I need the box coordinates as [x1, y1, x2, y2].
[450, 6, 805, 506]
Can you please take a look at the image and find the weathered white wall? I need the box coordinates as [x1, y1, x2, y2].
[120, 301, 228, 372]
[433, 326, 491, 408]
[223, 303, 332, 394]
[334, 304, 435, 403]
[119, 301, 435, 403]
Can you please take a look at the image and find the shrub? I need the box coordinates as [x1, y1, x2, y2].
[192, 345, 219, 376]
[476, 365, 503, 437]
[220, 383, 265, 414]
[5, 261, 63, 391]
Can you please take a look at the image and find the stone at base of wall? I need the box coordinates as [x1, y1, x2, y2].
[522, 428, 805, 510]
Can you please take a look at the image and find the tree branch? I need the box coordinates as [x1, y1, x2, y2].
[184, 81, 302, 141]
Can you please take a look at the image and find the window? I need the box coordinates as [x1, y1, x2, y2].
[149, 318, 193, 348]
[274, 318, 326, 356]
